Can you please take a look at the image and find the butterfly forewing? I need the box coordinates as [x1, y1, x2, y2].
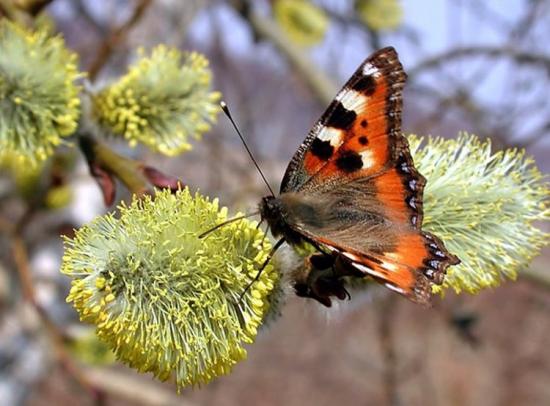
[281, 47, 406, 193]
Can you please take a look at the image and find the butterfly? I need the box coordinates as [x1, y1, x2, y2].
[259, 47, 459, 306]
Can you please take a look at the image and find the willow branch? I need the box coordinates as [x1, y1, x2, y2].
[378, 294, 400, 406]
[87, 0, 153, 81]
[408, 46, 550, 80]
[9, 226, 104, 403]
[230, 0, 337, 106]
[521, 265, 550, 291]
[20, 0, 55, 16]
[78, 134, 149, 197]
[85, 367, 197, 406]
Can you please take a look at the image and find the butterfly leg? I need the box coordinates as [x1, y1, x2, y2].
[332, 253, 365, 278]
[239, 237, 285, 302]
[294, 252, 352, 307]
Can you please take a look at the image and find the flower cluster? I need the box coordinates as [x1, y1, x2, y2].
[92, 46, 220, 156]
[0, 20, 81, 163]
[62, 188, 280, 388]
[274, 0, 329, 46]
[409, 133, 549, 294]
[356, 0, 404, 31]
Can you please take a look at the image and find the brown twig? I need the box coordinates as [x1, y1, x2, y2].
[230, 0, 338, 106]
[87, 0, 153, 81]
[21, 0, 55, 16]
[73, 0, 106, 33]
[377, 294, 400, 406]
[522, 265, 550, 291]
[2, 152, 105, 403]
[11, 236, 36, 301]
[84, 367, 197, 406]
[408, 46, 550, 80]
[78, 134, 150, 198]
[10, 229, 105, 404]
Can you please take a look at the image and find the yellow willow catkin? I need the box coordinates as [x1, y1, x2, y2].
[92, 46, 220, 156]
[0, 20, 81, 163]
[409, 133, 549, 294]
[62, 188, 282, 389]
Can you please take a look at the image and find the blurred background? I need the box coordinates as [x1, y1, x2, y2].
[1, 0, 549, 405]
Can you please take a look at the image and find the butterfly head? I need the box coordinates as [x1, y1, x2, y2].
[259, 195, 285, 237]
[259, 195, 304, 245]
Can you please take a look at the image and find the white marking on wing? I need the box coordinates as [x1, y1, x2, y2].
[360, 150, 374, 168]
[342, 252, 359, 261]
[363, 63, 379, 76]
[316, 127, 343, 147]
[385, 283, 405, 294]
[336, 89, 367, 112]
[352, 262, 388, 280]
[381, 260, 399, 272]
[384, 252, 400, 261]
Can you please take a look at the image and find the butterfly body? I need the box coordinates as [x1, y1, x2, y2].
[260, 47, 459, 306]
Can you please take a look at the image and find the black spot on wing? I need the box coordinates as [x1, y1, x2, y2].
[336, 150, 363, 173]
[351, 75, 376, 95]
[360, 119, 368, 128]
[323, 101, 356, 130]
[310, 138, 334, 160]
[358, 136, 368, 145]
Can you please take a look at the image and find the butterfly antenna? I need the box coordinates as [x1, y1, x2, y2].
[220, 101, 275, 197]
[199, 211, 259, 239]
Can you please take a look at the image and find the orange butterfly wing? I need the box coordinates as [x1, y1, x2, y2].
[279, 47, 459, 304]
[281, 47, 406, 192]
[327, 231, 458, 305]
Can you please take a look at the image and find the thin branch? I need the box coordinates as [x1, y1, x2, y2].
[87, 0, 153, 81]
[84, 367, 198, 406]
[10, 230, 105, 404]
[378, 294, 400, 406]
[78, 134, 150, 198]
[408, 46, 550, 80]
[2, 155, 105, 403]
[230, 0, 338, 106]
[73, 0, 106, 33]
[22, 0, 55, 16]
[521, 265, 550, 291]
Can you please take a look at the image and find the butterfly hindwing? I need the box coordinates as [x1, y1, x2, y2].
[334, 231, 459, 304]
[280, 179, 458, 304]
